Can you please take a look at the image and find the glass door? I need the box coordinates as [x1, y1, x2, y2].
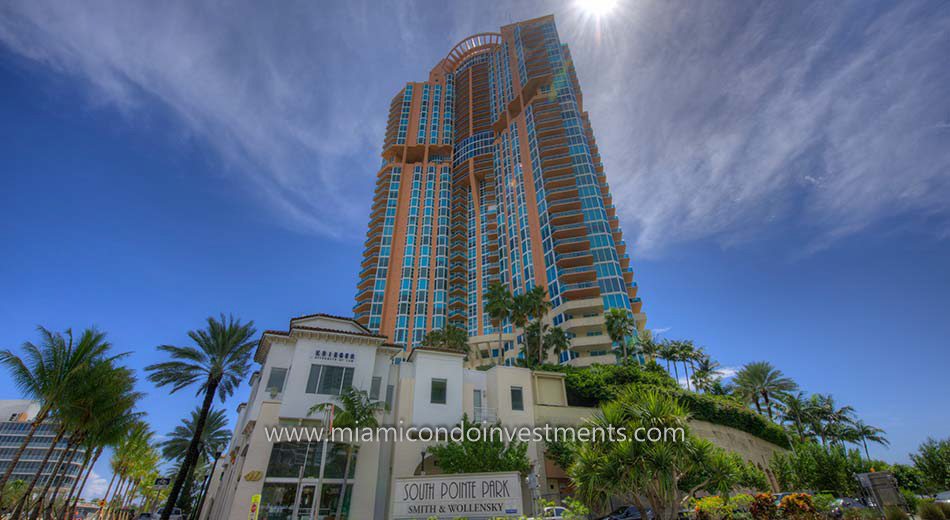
[296, 485, 315, 520]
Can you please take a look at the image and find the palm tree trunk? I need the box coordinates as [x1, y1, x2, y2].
[672, 362, 679, 386]
[762, 391, 773, 420]
[335, 444, 355, 520]
[30, 436, 77, 520]
[59, 446, 91, 519]
[863, 439, 870, 461]
[622, 341, 628, 365]
[160, 377, 220, 520]
[752, 397, 763, 415]
[11, 424, 66, 518]
[497, 323, 504, 366]
[0, 405, 50, 502]
[682, 361, 691, 391]
[100, 469, 118, 516]
[43, 440, 82, 519]
[66, 446, 101, 520]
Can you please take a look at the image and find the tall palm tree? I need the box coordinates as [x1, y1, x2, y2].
[545, 326, 571, 364]
[847, 420, 889, 461]
[634, 329, 662, 363]
[658, 340, 676, 377]
[484, 282, 514, 365]
[521, 321, 548, 368]
[0, 327, 112, 500]
[690, 354, 722, 393]
[807, 394, 856, 446]
[778, 392, 812, 443]
[520, 286, 551, 366]
[674, 341, 696, 391]
[733, 361, 798, 420]
[159, 407, 231, 516]
[605, 308, 635, 365]
[145, 314, 256, 520]
[309, 388, 387, 520]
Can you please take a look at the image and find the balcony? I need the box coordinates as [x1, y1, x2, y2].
[473, 406, 498, 423]
[553, 236, 590, 254]
[556, 250, 593, 269]
[551, 222, 586, 241]
[550, 208, 584, 227]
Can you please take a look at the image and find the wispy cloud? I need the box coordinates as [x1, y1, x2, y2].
[1, 0, 947, 255]
[578, 0, 950, 255]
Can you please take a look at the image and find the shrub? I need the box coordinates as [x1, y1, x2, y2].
[937, 503, 950, 519]
[899, 489, 917, 513]
[750, 493, 777, 520]
[884, 506, 908, 520]
[778, 493, 815, 517]
[812, 493, 836, 513]
[695, 495, 733, 520]
[843, 508, 880, 520]
[918, 502, 945, 520]
[731, 494, 755, 512]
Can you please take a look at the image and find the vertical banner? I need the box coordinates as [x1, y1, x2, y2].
[248, 493, 261, 520]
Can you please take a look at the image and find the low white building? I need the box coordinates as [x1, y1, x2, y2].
[199, 313, 785, 520]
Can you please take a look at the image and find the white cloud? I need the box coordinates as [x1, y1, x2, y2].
[81, 470, 109, 500]
[1, 0, 947, 256]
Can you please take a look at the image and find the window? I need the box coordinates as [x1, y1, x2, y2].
[430, 379, 447, 404]
[385, 384, 395, 409]
[305, 365, 354, 396]
[265, 367, 287, 394]
[8, 414, 18, 422]
[510, 386, 524, 411]
[370, 377, 382, 400]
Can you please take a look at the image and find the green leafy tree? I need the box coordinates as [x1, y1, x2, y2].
[691, 354, 723, 393]
[309, 387, 388, 520]
[545, 326, 571, 364]
[427, 415, 531, 475]
[145, 314, 256, 520]
[769, 442, 872, 496]
[844, 420, 889, 461]
[911, 437, 950, 493]
[733, 362, 798, 419]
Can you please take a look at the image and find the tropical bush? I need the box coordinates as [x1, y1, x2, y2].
[770, 442, 872, 496]
[695, 495, 732, 520]
[911, 437, 950, 493]
[917, 502, 945, 520]
[899, 489, 917, 513]
[812, 494, 836, 514]
[750, 493, 778, 520]
[778, 493, 814, 518]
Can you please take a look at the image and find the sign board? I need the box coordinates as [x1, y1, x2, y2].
[153, 477, 171, 488]
[392, 471, 522, 520]
[248, 494, 261, 520]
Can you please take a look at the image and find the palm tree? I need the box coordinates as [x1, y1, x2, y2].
[309, 388, 387, 520]
[674, 341, 696, 391]
[33, 359, 140, 519]
[484, 282, 514, 365]
[521, 321, 548, 368]
[145, 314, 256, 520]
[421, 324, 469, 355]
[733, 361, 798, 420]
[846, 420, 889, 461]
[159, 407, 231, 516]
[0, 327, 112, 501]
[690, 354, 722, 393]
[605, 308, 635, 365]
[778, 392, 812, 443]
[519, 286, 551, 366]
[807, 394, 856, 446]
[658, 340, 676, 377]
[545, 326, 571, 365]
[634, 329, 662, 364]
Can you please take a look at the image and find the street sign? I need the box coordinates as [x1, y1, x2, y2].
[154, 477, 171, 487]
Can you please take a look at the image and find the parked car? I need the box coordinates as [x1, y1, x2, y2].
[830, 497, 867, 518]
[530, 506, 568, 519]
[133, 514, 155, 520]
[594, 505, 654, 520]
[935, 491, 950, 504]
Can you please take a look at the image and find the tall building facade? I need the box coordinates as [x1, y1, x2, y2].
[0, 400, 85, 492]
[354, 15, 644, 366]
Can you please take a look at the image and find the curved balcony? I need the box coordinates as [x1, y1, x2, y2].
[440, 33, 503, 72]
[556, 250, 594, 269]
[553, 236, 590, 254]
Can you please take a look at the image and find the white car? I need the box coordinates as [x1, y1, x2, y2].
[531, 506, 568, 519]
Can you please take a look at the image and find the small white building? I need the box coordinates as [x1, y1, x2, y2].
[199, 313, 785, 520]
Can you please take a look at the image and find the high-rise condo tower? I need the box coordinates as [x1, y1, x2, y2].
[354, 15, 644, 366]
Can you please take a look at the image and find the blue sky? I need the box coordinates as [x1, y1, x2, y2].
[2, 0, 949, 496]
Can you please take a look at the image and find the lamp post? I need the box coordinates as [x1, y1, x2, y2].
[190, 448, 222, 520]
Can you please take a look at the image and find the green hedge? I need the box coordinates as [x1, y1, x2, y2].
[542, 361, 790, 449]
